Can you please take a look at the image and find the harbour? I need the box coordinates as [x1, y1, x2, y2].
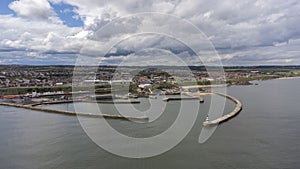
[0, 78, 299, 168]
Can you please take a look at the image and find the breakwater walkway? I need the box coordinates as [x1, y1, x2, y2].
[30, 100, 140, 106]
[163, 97, 197, 101]
[163, 91, 242, 125]
[202, 92, 242, 126]
[182, 91, 242, 126]
[163, 96, 204, 103]
[0, 102, 148, 121]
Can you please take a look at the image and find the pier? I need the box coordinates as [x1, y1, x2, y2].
[162, 96, 204, 103]
[202, 92, 242, 126]
[29, 100, 140, 107]
[30, 100, 141, 106]
[0, 102, 148, 121]
[162, 97, 200, 101]
[182, 91, 242, 126]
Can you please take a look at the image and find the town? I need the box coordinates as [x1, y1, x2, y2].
[0, 65, 299, 98]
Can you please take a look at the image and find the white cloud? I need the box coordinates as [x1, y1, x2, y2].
[9, 0, 62, 24]
[0, 0, 300, 65]
[0, 14, 82, 58]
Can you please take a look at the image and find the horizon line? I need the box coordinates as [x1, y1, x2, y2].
[0, 64, 300, 67]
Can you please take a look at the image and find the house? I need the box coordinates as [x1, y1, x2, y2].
[138, 84, 152, 89]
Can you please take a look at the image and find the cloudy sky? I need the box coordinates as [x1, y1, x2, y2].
[0, 0, 299, 65]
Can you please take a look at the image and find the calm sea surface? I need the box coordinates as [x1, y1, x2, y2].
[0, 78, 299, 169]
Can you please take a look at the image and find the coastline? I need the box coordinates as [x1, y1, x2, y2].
[277, 76, 300, 80]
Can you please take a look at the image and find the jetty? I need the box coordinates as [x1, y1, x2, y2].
[0, 101, 148, 121]
[162, 97, 200, 101]
[29, 100, 140, 106]
[202, 92, 242, 126]
[162, 96, 204, 103]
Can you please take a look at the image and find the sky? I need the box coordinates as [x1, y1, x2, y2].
[0, 0, 299, 66]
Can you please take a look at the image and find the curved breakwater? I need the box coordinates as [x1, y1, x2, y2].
[202, 92, 242, 126]
[127, 91, 241, 126]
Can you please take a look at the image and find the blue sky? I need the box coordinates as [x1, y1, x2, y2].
[0, 0, 83, 27]
[50, 2, 83, 27]
[0, 0, 15, 15]
[0, 0, 300, 65]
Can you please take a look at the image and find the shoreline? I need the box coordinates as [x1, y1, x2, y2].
[277, 76, 300, 80]
[249, 76, 300, 84]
